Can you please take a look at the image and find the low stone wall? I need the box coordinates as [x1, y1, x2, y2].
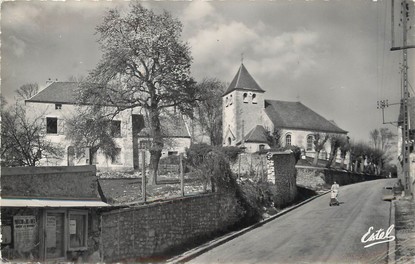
[296, 165, 383, 190]
[101, 193, 240, 262]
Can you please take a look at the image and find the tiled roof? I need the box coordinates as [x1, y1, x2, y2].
[1, 166, 103, 200]
[242, 125, 269, 143]
[223, 63, 265, 96]
[264, 100, 347, 134]
[136, 115, 190, 138]
[26, 82, 79, 104]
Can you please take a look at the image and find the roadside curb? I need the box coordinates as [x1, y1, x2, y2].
[388, 200, 396, 264]
[166, 190, 331, 263]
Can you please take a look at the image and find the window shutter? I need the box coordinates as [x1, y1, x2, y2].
[40, 118, 46, 134]
[58, 119, 66, 135]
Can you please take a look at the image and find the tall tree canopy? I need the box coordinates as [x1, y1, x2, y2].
[195, 78, 225, 146]
[80, 3, 197, 184]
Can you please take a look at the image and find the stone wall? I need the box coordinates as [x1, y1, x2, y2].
[101, 193, 240, 262]
[296, 165, 383, 190]
[230, 152, 297, 208]
[271, 152, 298, 207]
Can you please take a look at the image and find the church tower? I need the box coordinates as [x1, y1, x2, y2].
[222, 63, 265, 146]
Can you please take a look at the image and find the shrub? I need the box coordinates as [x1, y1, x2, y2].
[221, 146, 243, 162]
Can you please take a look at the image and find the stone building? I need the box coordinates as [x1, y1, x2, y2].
[222, 63, 348, 161]
[25, 82, 191, 170]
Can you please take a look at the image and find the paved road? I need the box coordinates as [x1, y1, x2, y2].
[189, 179, 396, 264]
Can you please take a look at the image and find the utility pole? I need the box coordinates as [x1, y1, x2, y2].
[391, 0, 413, 196]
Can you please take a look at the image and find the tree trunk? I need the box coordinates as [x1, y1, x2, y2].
[313, 150, 321, 166]
[148, 106, 163, 185]
[326, 148, 337, 168]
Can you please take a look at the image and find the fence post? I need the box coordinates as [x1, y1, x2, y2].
[180, 153, 184, 197]
[141, 150, 146, 203]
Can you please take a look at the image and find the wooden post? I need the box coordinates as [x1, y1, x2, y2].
[141, 151, 146, 203]
[180, 153, 184, 197]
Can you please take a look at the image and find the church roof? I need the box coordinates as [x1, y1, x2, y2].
[264, 100, 347, 134]
[242, 125, 269, 143]
[223, 63, 265, 96]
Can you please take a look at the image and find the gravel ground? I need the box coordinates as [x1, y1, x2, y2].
[394, 197, 415, 263]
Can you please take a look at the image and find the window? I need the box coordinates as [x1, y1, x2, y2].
[259, 144, 265, 151]
[110, 120, 121, 138]
[46, 117, 58, 134]
[286, 134, 292, 146]
[229, 94, 233, 105]
[252, 93, 257, 104]
[111, 148, 122, 164]
[306, 135, 314, 151]
[168, 151, 178, 156]
[225, 97, 229, 107]
[68, 211, 88, 251]
[55, 104, 62, 110]
[228, 137, 232, 146]
[243, 93, 248, 103]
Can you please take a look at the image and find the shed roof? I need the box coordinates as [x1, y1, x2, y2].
[264, 100, 347, 134]
[1, 166, 104, 201]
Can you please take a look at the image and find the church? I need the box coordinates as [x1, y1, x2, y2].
[222, 63, 348, 159]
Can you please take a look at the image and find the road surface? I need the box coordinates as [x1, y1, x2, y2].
[189, 179, 396, 264]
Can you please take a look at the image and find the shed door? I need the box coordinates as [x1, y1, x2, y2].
[44, 212, 66, 260]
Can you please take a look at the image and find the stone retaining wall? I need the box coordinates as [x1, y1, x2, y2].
[296, 165, 383, 190]
[101, 193, 240, 262]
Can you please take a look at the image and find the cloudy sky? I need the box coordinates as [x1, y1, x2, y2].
[2, 0, 415, 142]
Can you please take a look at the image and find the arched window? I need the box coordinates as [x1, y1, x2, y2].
[306, 135, 313, 151]
[243, 93, 248, 103]
[252, 93, 257, 104]
[286, 134, 292, 146]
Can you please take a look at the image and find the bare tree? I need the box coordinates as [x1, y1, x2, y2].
[369, 129, 380, 149]
[195, 78, 225, 146]
[312, 133, 329, 166]
[79, 3, 199, 184]
[65, 110, 119, 165]
[15, 83, 39, 101]
[326, 135, 348, 168]
[1, 103, 63, 166]
[264, 127, 283, 149]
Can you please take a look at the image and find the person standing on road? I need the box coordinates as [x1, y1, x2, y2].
[331, 181, 340, 197]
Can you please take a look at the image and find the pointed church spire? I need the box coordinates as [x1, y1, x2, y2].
[223, 63, 265, 96]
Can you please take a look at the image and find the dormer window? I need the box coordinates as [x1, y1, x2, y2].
[252, 94, 257, 104]
[243, 93, 248, 103]
[55, 104, 62, 110]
